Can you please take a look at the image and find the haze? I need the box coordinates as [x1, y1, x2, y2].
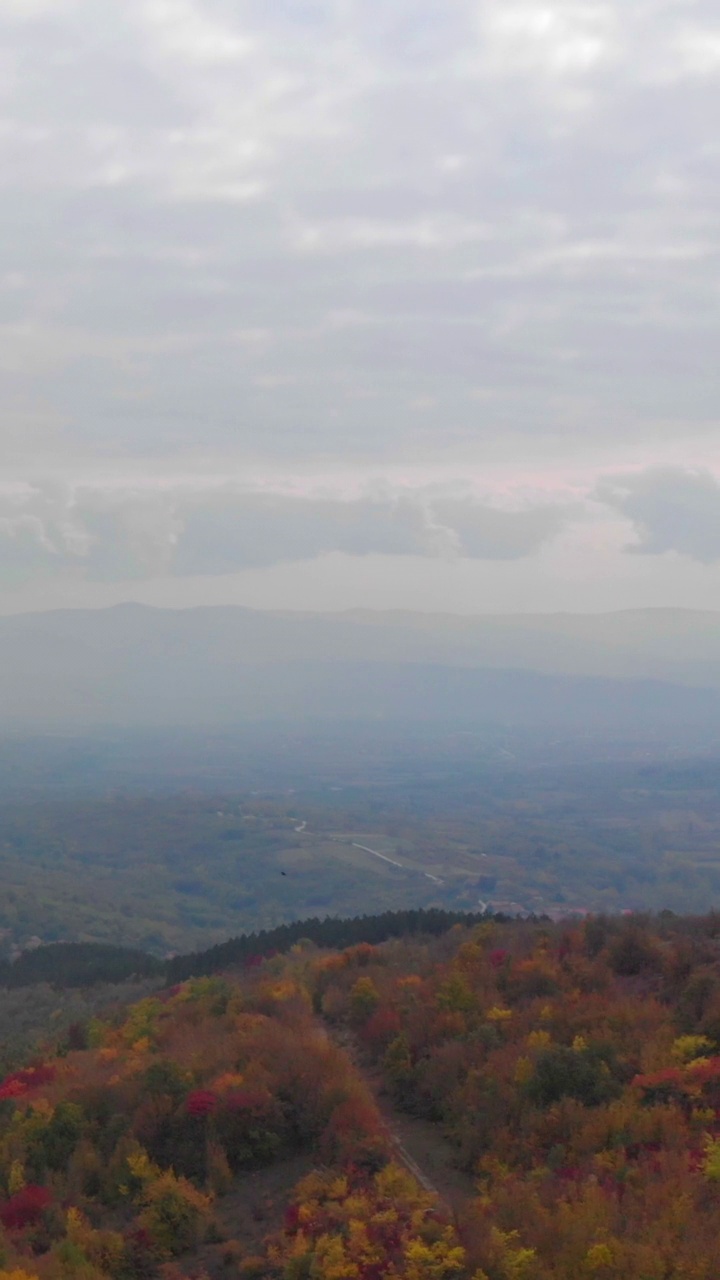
[0, 0, 719, 617]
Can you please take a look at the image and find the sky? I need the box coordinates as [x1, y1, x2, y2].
[1, 0, 720, 615]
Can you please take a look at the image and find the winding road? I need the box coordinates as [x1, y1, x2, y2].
[350, 841, 445, 885]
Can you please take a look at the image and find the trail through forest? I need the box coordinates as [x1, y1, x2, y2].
[326, 1024, 477, 1215]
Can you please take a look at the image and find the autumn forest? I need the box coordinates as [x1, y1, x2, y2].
[1, 911, 720, 1279]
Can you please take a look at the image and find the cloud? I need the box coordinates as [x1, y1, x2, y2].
[0, 483, 568, 583]
[595, 468, 720, 562]
[479, 2, 618, 80]
[0, 0, 718, 483]
[0, 1, 720, 612]
[432, 497, 567, 559]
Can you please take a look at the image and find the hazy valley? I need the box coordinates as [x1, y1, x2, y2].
[0, 604, 717, 975]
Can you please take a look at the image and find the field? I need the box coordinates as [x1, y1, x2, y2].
[0, 727, 719, 954]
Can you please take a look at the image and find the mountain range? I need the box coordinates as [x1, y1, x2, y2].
[1, 603, 720, 730]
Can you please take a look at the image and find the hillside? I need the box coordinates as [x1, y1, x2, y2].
[2, 911, 720, 1277]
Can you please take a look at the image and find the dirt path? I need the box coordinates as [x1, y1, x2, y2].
[377, 1104, 477, 1212]
[327, 1025, 477, 1216]
[197, 1151, 314, 1275]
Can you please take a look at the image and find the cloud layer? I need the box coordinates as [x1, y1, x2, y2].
[0, 483, 571, 583]
[1, 464, 717, 589]
[596, 468, 720, 563]
[0, 0, 718, 605]
[2, 0, 720, 468]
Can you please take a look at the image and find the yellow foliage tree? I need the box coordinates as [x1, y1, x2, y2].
[138, 1170, 213, 1257]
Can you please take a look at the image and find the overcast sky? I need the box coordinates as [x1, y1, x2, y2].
[1, 0, 720, 615]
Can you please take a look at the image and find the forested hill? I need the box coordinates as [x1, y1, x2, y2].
[3, 911, 720, 1277]
[8, 905, 720, 991]
[165, 907, 488, 983]
[0, 943, 164, 990]
[0, 908, 487, 989]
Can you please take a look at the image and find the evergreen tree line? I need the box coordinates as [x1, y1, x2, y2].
[0, 908, 490, 989]
[0, 943, 164, 989]
[165, 906, 489, 983]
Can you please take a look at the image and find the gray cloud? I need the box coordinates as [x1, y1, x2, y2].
[0, 1, 719, 610]
[432, 497, 566, 560]
[0, 0, 719, 478]
[595, 468, 720, 562]
[0, 484, 567, 583]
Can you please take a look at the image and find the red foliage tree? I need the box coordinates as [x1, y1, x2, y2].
[361, 1005, 402, 1051]
[0, 1064, 56, 1100]
[185, 1089, 218, 1117]
[1, 1185, 52, 1229]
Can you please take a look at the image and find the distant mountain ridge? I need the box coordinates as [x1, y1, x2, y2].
[0, 603, 719, 729]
